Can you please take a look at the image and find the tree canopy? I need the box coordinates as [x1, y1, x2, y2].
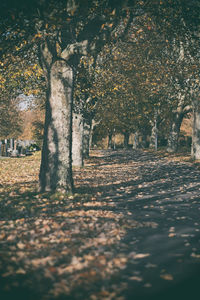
[0, 0, 200, 190]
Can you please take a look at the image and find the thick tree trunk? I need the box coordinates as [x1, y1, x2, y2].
[39, 60, 74, 192]
[72, 112, 84, 167]
[191, 100, 200, 160]
[167, 112, 183, 153]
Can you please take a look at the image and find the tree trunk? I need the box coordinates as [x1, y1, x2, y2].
[124, 131, 129, 149]
[149, 113, 158, 151]
[167, 112, 183, 153]
[72, 112, 84, 167]
[133, 131, 139, 150]
[191, 100, 200, 160]
[113, 128, 116, 150]
[108, 132, 112, 149]
[39, 60, 74, 192]
[83, 119, 91, 158]
[10, 138, 14, 150]
[139, 134, 148, 148]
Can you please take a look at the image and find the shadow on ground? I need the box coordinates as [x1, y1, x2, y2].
[0, 149, 200, 300]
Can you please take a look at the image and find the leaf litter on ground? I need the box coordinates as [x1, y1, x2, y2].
[0, 149, 200, 299]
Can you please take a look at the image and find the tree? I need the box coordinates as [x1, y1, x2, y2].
[1, 0, 138, 192]
[0, 1, 45, 140]
[163, 37, 197, 153]
[0, 97, 22, 139]
[88, 0, 199, 154]
[146, 0, 200, 154]
[1, 0, 199, 198]
[38, 0, 135, 192]
[87, 15, 168, 149]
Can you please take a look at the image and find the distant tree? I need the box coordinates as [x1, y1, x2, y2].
[146, 0, 200, 154]
[0, 97, 22, 139]
[89, 1, 200, 153]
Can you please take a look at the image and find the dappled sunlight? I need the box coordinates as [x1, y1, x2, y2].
[0, 149, 200, 299]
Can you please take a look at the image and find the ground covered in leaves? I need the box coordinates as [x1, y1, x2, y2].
[0, 149, 200, 300]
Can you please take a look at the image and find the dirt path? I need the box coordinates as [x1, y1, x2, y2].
[0, 149, 200, 299]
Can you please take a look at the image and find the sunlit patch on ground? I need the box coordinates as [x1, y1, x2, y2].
[0, 149, 200, 299]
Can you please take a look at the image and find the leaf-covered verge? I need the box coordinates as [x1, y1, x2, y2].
[0, 150, 200, 300]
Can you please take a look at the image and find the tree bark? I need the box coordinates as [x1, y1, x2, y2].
[72, 112, 84, 167]
[133, 131, 139, 150]
[124, 131, 129, 149]
[83, 119, 91, 158]
[191, 99, 200, 160]
[108, 132, 112, 149]
[149, 113, 158, 151]
[167, 112, 184, 153]
[139, 134, 148, 148]
[39, 59, 74, 192]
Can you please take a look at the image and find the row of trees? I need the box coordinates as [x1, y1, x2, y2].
[85, 13, 198, 153]
[0, 0, 199, 193]
[73, 2, 199, 158]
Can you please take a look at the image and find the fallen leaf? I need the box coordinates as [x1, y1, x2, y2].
[31, 256, 54, 267]
[160, 274, 174, 281]
[17, 242, 26, 249]
[16, 268, 26, 274]
[129, 276, 143, 282]
[0, 233, 6, 239]
[144, 283, 152, 288]
[7, 235, 16, 241]
[129, 252, 150, 259]
[191, 253, 200, 259]
[168, 233, 176, 237]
